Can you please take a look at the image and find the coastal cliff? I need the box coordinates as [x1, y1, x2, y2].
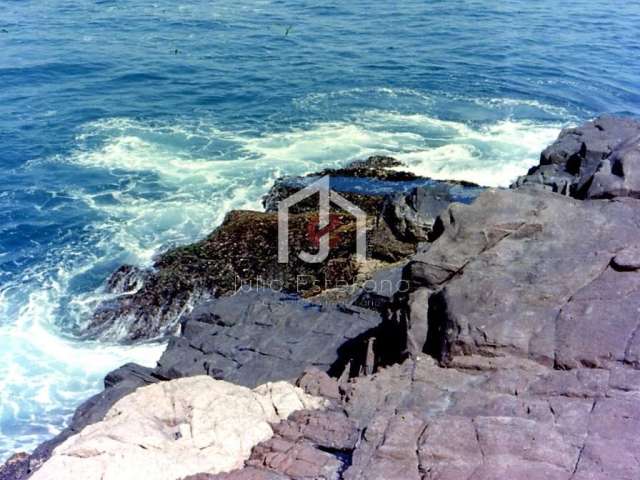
[3, 116, 640, 480]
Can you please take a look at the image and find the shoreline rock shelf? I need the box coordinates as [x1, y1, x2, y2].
[3, 116, 640, 480]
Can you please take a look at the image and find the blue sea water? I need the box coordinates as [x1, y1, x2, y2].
[1, 0, 639, 460]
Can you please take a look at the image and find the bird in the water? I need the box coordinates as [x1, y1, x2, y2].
[174, 48, 179, 55]
[284, 25, 293, 37]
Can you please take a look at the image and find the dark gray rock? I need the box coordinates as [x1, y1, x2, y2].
[382, 183, 484, 242]
[584, 136, 640, 199]
[351, 264, 407, 312]
[155, 290, 382, 386]
[513, 116, 640, 198]
[0, 453, 30, 480]
[103, 362, 158, 388]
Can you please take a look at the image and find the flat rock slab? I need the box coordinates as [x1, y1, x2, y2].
[155, 290, 382, 387]
[341, 358, 640, 480]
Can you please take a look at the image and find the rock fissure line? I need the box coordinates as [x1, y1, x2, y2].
[570, 399, 598, 478]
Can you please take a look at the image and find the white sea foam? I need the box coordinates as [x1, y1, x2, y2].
[360, 113, 561, 186]
[0, 285, 164, 457]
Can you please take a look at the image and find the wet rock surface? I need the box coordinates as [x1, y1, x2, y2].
[86, 210, 363, 341]
[0, 454, 29, 480]
[85, 156, 483, 342]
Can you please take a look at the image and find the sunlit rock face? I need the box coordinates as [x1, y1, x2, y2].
[29, 377, 326, 480]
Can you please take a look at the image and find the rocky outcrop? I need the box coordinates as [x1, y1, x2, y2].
[6, 118, 640, 480]
[406, 188, 640, 369]
[86, 210, 364, 341]
[86, 156, 483, 342]
[185, 119, 640, 480]
[513, 115, 640, 198]
[29, 377, 326, 480]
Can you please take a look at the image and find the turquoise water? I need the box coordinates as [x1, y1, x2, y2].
[1, 0, 639, 459]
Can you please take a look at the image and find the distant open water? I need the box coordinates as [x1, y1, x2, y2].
[1, 0, 639, 460]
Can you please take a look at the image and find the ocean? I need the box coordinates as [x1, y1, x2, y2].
[1, 0, 639, 460]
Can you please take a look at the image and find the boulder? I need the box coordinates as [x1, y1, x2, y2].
[382, 182, 483, 242]
[29, 377, 326, 480]
[585, 136, 640, 199]
[513, 115, 640, 198]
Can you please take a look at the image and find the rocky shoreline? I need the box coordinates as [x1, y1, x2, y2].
[3, 116, 640, 480]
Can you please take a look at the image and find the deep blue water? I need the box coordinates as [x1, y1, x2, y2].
[1, 0, 639, 460]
